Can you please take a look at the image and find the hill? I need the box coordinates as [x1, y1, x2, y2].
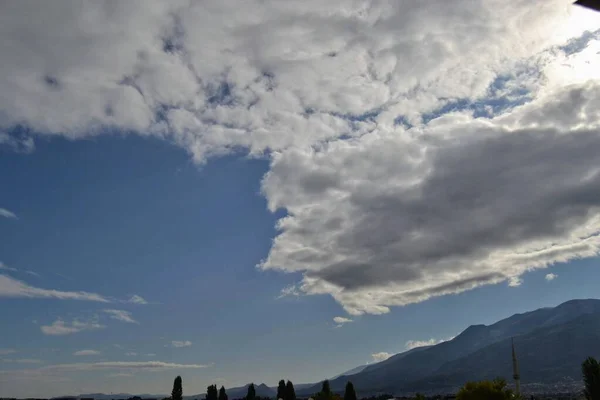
[298, 298, 600, 395]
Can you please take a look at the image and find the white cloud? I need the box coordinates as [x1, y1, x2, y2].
[127, 295, 148, 305]
[333, 316, 353, 326]
[170, 340, 192, 348]
[25, 270, 41, 278]
[125, 352, 138, 356]
[405, 337, 454, 350]
[0, 208, 17, 219]
[37, 361, 208, 372]
[508, 276, 523, 287]
[145, 353, 156, 357]
[371, 352, 393, 362]
[545, 273, 558, 281]
[1, 1, 600, 318]
[41, 318, 105, 336]
[73, 350, 100, 356]
[0, 274, 109, 302]
[103, 309, 138, 324]
[0, 349, 16, 355]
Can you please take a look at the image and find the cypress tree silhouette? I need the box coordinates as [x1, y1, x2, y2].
[172, 376, 183, 400]
[286, 380, 296, 400]
[246, 383, 256, 400]
[583, 357, 600, 400]
[343, 382, 357, 400]
[277, 380, 286, 400]
[321, 380, 331, 396]
[206, 385, 218, 400]
[219, 386, 228, 400]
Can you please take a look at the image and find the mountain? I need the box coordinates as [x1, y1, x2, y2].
[331, 364, 369, 380]
[299, 298, 600, 395]
[186, 383, 276, 400]
[77, 394, 164, 400]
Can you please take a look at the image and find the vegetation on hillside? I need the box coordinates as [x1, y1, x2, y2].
[168, 354, 600, 400]
[455, 378, 515, 400]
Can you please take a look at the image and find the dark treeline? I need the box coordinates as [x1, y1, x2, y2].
[165, 355, 600, 400]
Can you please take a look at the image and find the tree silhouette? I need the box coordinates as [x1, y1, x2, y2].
[286, 380, 296, 400]
[277, 380, 286, 400]
[172, 376, 183, 400]
[246, 383, 256, 400]
[456, 378, 514, 400]
[206, 385, 218, 400]
[219, 386, 228, 400]
[343, 382, 356, 400]
[321, 380, 331, 396]
[583, 357, 600, 400]
[315, 380, 333, 400]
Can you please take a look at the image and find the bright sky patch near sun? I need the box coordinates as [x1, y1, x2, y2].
[1, 0, 600, 396]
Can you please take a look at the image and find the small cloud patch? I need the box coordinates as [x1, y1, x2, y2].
[545, 273, 558, 281]
[170, 340, 192, 348]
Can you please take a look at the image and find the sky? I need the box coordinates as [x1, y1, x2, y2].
[1, 0, 600, 397]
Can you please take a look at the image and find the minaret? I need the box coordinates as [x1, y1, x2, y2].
[512, 337, 521, 397]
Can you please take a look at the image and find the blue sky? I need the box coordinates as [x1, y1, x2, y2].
[1, 0, 600, 397]
[2, 134, 600, 396]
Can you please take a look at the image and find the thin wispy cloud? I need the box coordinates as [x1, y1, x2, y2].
[41, 318, 105, 336]
[0, 274, 109, 302]
[277, 284, 300, 299]
[545, 273, 558, 281]
[125, 352, 138, 356]
[0, 208, 17, 219]
[0, 349, 16, 355]
[73, 350, 100, 356]
[25, 270, 41, 278]
[0, 262, 17, 272]
[103, 309, 138, 324]
[170, 340, 192, 348]
[42, 361, 208, 371]
[1, 358, 43, 364]
[127, 295, 148, 305]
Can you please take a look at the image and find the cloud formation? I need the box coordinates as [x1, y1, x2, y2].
[170, 340, 192, 348]
[103, 309, 138, 324]
[0, 208, 17, 219]
[371, 352, 393, 362]
[333, 316, 353, 327]
[405, 337, 454, 350]
[0, 274, 109, 302]
[0, 262, 17, 272]
[0, 349, 16, 355]
[127, 295, 148, 305]
[1, 1, 600, 316]
[545, 273, 558, 281]
[41, 318, 105, 336]
[73, 350, 100, 356]
[1, 359, 43, 364]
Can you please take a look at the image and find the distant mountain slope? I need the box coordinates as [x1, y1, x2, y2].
[331, 364, 369, 380]
[404, 311, 600, 392]
[301, 298, 600, 395]
[186, 383, 275, 400]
